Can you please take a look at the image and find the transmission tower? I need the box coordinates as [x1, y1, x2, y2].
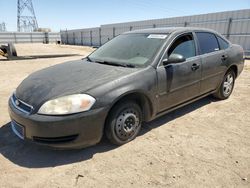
[0, 22, 6, 32]
[17, 0, 38, 32]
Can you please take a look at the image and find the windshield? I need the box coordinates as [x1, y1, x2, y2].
[88, 33, 168, 67]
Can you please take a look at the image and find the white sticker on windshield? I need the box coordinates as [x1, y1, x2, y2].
[147, 34, 168, 39]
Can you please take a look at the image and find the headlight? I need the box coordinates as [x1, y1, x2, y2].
[38, 94, 96, 115]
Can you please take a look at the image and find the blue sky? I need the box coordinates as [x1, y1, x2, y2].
[1, 0, 249, 31]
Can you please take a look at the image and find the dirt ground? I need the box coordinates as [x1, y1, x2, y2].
[0, 44, 249, 188]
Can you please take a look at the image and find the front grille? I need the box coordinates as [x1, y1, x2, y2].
[11, 94, 33, 114]
[33, 135, 78, 144]
[11, 120, 25, 139]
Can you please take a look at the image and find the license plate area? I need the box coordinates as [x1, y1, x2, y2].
[11, 121, 25, 140]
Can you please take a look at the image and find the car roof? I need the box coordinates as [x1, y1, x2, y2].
[124, 27, 218, 35]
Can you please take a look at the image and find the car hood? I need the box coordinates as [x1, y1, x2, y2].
[16, 60, 139, 109]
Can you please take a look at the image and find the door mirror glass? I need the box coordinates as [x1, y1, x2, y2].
[163, 53, 186, 65]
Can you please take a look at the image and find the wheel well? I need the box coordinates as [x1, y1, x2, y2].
[228, 65, 238, 78]
[105, 92, 153, 125]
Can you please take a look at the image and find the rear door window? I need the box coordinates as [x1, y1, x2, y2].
[196, 32, 219, 54]
[217, 36, 229, 50]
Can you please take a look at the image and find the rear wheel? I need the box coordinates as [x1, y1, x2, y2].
[213, 70, 235, 99]
[105, 101, 142, 145]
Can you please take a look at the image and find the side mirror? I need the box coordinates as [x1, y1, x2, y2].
[162, 54, 186, 66]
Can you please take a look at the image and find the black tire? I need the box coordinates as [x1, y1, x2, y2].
[9, 43, 17, 57]
[213, 69, 235, 100]
[105, 101, 142, 145]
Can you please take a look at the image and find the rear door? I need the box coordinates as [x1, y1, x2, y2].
[156, 32, 202, 112]
[195, 32, 227, 94]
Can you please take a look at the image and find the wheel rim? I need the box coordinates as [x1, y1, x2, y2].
[223, 73, 234, 96]
[115, 108, 140, 141]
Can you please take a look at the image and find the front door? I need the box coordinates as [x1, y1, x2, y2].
[156, 33, 202, 112]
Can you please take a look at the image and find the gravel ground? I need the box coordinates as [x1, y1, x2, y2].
[0, 44, 249, 188]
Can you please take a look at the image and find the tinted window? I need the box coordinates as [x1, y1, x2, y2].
[168, 34, 196, 59]
[196, 32, 219, 54]
[217, 36, 229, 49]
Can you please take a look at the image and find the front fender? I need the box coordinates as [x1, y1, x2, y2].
[88, 66, 158, 118]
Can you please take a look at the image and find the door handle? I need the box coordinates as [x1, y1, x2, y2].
[221, 54, 228, 61]
[191, 63, 200, 71]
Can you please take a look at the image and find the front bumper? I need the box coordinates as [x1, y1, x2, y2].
[8, 98, 109, 149]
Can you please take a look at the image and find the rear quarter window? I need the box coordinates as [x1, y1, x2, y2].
[196, 32, 219, 55]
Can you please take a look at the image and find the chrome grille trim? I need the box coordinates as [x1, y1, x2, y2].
[11, 93, 34, 114]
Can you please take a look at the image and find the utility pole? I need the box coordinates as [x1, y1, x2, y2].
[0, 22, 6, 32]
[17, 0, 38, 32]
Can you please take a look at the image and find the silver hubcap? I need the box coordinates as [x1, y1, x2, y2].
[115, 108, 140, 141]
[223, 73, 234, 96]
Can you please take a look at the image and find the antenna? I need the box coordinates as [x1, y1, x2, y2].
[17, 0, 38, 32]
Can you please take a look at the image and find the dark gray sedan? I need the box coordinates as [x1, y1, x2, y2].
[8, 27, 244, 149]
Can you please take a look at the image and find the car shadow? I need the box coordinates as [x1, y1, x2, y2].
[0, 54, 81, 61]
[0, 96, 218, 168]
[140, 95, 218, 135]
[0, 123, 116, 168]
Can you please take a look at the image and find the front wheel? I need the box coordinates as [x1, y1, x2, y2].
[105, 101, 142, 145]
[213, 70, 235, 100]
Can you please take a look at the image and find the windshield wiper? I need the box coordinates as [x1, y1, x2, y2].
[94, 60, 135, 68]
[85, 56, 93, 62]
